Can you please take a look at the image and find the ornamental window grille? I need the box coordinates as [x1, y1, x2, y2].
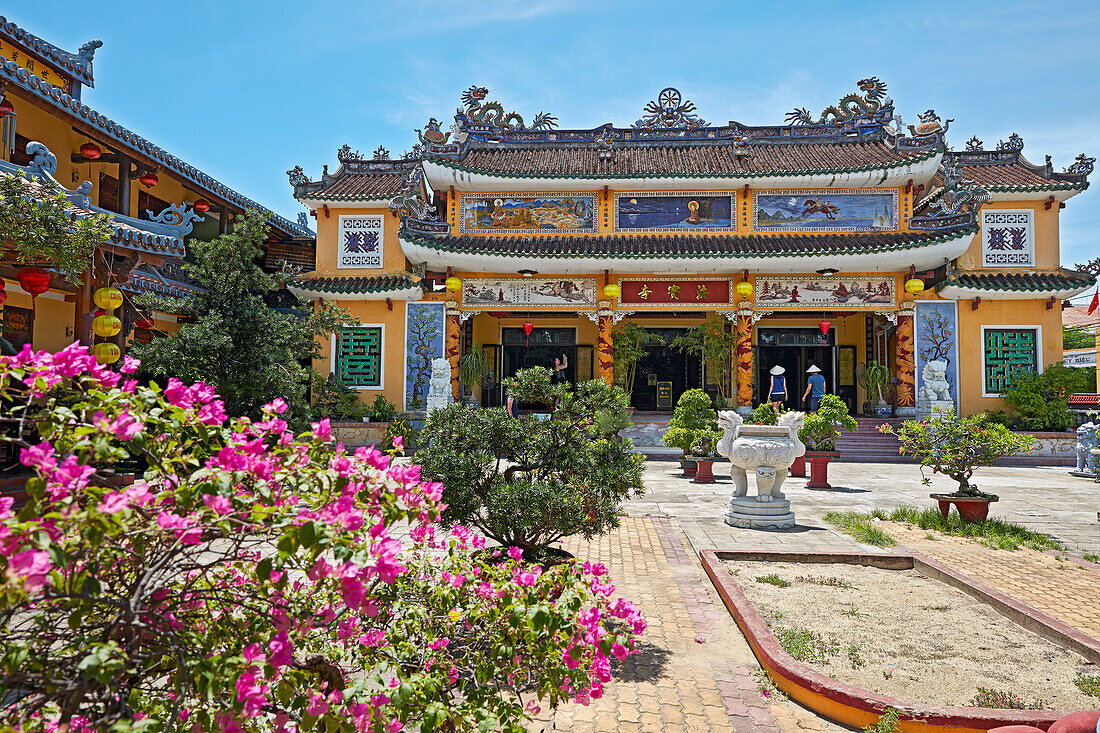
[983, 328, 1038, 395]
[981, 210, 1034, 267]
[336, 327, 383, 387]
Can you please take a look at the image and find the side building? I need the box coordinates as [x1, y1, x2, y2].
[288, 82, 1094, 418]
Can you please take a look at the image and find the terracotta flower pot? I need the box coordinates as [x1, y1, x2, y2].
[805, 451, 839, 489]
[680, 457, 697, 477]
[693, 458, 716, 483]
[930, 493, 999, 523]
[789, 455, 806, 478]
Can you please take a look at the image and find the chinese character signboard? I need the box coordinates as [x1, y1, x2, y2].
[617, 278, 732, 308]
[462, 278, 597, 309]
[337, 215, 384, 269]
[754, 277, 896, 309]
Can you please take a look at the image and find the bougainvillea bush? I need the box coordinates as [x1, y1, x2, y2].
[0, 345, 645, 732]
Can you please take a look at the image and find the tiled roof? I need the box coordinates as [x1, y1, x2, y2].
[939, 270, 1095, 293]
[0, 15, 95, 86]
[401, 225, 976, 260]
[936, 149, 1089, 194]
[312, 172, 404, 201]
[120, 265, 200, 300]
[1063, 303, 1100, 329]
[1068, 393, 1099, 406]
[292, 274, 423, 295]
[0, 60, 311, 240]
[429, 139, 942, 179]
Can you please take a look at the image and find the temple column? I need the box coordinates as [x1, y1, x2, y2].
[735, 307, 754, 413]
[895, 302, 916, 418]
[445, 306, 461, 401]
[597, 314, 614, 385]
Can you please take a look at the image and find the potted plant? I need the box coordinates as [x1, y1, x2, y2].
[458, 343, 491, 408]
[862, 360, 892, 418]
[612, 322, 664, 410]
[691, 433, 719, 484]
[663, 388, 721, 477]
[880, 409, 1035, 522]
[798, 394, 857, 489]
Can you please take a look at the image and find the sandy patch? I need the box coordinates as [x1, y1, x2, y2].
[725, 560, 1098, 710]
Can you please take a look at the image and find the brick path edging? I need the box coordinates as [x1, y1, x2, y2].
[700, 548, 1081, 733]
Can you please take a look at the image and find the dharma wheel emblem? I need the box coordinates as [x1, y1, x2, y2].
[634, 87, 709, 129]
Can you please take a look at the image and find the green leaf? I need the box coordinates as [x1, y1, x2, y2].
[257, 557, 273, 581]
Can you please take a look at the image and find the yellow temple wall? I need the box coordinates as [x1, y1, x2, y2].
[313, 206, 406, 275]
[954, 199, 1059, 271]
[314, 298, 409, 409]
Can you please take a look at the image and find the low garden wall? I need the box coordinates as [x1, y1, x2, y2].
[996, 431, 1076, 466]
[331, 421, 390, 448]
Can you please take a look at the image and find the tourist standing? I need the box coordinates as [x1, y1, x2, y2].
[553, 353, 569, 385]
[802, 364, 826, 412]
[767, 365, 787, 409]
[505, 390, 519, 418]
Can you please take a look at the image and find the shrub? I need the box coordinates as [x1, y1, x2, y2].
[997, 363, 1095, 432]
[799, 394, 857, 452]
[310, 371, 368, 421]
[368, 393, 399, 423]
[662, 388, 721, 456]
[416, 367, 645, 555]
[748, 403, 779, 425]
[0, 345, 645, 731]
[881, 409, 1034, 496]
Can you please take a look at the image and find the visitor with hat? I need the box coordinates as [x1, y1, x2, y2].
[767, 365, 787, 409]
[802, 364, 827, 412]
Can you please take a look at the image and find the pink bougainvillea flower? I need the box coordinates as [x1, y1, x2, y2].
[6, 549, 52, 592]
[120, 355, 140, 374]
[507, 546, 524, 561]
[311, 418, 332, 442]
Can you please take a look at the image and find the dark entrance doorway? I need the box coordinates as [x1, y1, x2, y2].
[630, 327, 703, 411]
[502, 326, 576, 391]
[756, 328, 840, 412]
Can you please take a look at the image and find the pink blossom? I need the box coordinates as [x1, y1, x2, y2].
[507, 546, 524, 561]
[311, 418, 332, 442]
[391, 435, 404, 453]
[306, 693, 329, 716]
[6, 549, 51, 591]
[385, 719, 403, 733]
[265, 397, 289, 414]
[514, 571, 537, 587]
[120, 355, 140, 374]
[20, 441, 56, 472]
[202, 493, 233, 515]
[269, 631, 293, 669]
[164, 378, 192, 408]
[97, 490, 130, 514]
[448, 667, 459, 684]
[428, 637, 450, 650]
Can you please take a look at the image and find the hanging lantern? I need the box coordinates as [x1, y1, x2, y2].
[0, 99, 13, 115]
[92, 314, 122, 338]
[522, 320, 534, 347]
[79, 142, 102, 160]
[192, 199, 211, 213]
[444, 276, 462, 292]
[818, 320, 831, 336]
[94, 308, 106, 317]
[735, 280, 754, 299]
[602, 283, 621, 300]
[135, 313, 155, 329]
[0, 289, 6, 306]
[17, 266, 50, 314]
[92, 342, 121, 365]
[904, 277, 925, 295]
[138, 171, 159, 188]
[93, 287, 124, 310]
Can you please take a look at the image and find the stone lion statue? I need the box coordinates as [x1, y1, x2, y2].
[919, 360, 952, 403]
[1075, 422, 1098, 475]
[425, 357, 452, 413]
[717, 410, 805, 501]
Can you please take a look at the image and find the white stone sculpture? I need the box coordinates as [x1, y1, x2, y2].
[717, 410, 806, 529]
[1071, 422, 1098, 478]
[917, 360, 954, 418]
[425, 357, 453, 414]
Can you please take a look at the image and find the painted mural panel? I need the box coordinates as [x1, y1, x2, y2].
[404, 302, 445, 410]
[462, 278, 597, 308]
[914, 300, 959, 402]
[754, 277, 896, 309]
[615, 192, 734, 232]
[460, 194, 596, 233]
[754, 189, 898, 232]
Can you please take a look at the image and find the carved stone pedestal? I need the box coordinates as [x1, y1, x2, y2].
[725, 496, 795, 530]
[917, 399, 955, 419]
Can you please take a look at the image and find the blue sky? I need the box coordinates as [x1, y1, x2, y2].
[13, 0, 1100, 297]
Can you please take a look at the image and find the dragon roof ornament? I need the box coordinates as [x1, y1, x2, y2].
[337, 145, 361, 163]
[786, 77, 891, 126]
[286, 165, 309, 188]
[997, 133, 1024, 151]
[389, 165, 446, 237]
[455, 85, 558, 131]
[633, 88, 709, 129]
[1065, 153, 1095, 176]
[910, 160, 990, 232]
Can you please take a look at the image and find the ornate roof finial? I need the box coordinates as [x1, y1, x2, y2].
[78, 39, 103, 61]
[1066, 153, 1096, 176]
[732, 134, 752, 158]
[286, 166, 308, 187]
[336, 144, 360, 163]
[634, 88, 709, 129]
[595, 129, 616, 160]
[373, 145, 390, 160]
[907, 109, 951, 137]
[786, 77, 888, 126]
[965, 135, 983, 151]
[933, 161, 991, 216]
[416, 119, 450, 147]
[996, 133, 1024, 151]
[389, 166, 437, 223]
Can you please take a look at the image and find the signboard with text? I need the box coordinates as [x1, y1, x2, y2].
[618, 278, 732, 308]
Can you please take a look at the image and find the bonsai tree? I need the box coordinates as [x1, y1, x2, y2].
[416, 367, 645, 557]
[862, 360, 891, 407]
[880, 409, 1035, 496]
[611, 322, 664, 396]
[458, 343, 491, 404]
[662, 388, 722, 456]
[368, 393, 398, 422]
[672, 319, 737, 407]
[799, 394, 857, 452]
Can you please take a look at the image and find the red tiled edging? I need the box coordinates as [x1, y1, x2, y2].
[700, 549, 1098, 733]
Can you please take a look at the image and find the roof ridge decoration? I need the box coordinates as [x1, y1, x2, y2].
[909, 159, 990, 232]
[786, 77, 891, 126]
[997, 133, 1024, 152]
[0, 15, 98, 86]
[907, 109, 952, 138]
[965, 136, 984, 151]
[389, 165, 447, 237]
[455, 85, 558, 132]
[634, 88, 709, 129]
[373, 145, 390, 160]
[1066, 153, 1096, 176]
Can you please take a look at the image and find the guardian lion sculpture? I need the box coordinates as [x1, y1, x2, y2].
[919, 360, 952, 403]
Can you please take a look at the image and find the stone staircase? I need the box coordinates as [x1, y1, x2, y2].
[833, 417, 911, 463]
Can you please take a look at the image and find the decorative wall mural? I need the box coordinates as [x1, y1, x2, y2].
[337, 215, 384, 269]
[754, 189, 898, 231]
[460, 194, 596, 233]
[914, 300, 958, 401]
[615, 193, 734, 232]
[981, 210, 1034, 266]
[983, 327, 1039, 396]
[462, 277, 597, 308]
[404, 302, 445, 410]
[754, 277, 896, 309]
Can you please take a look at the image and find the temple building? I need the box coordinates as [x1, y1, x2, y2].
[289, 81, 1095, 418]
[0, 15, 313, 355]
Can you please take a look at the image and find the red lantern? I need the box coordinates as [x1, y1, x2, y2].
[17, 266, 50, 315]
[0, 99, 13, 115]
[139, 172, 159, 188]
[79, 142, 102, 160]
[192, 199, 210, 213]
[94, 308, 106, 317]
[522, 320, 534, 347]
[0, 290, 6, 306]
[136, 314, 155, 329]
[818, 320, 831, 336]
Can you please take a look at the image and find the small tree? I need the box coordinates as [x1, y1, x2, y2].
[799, 394, 857, 452]
[662, 388, 721, 456]
[611, 322, 664, 395]
[131, 211, 349, 423]
[416, 367, 645, 556]
[880, 409, 1034, 497]
[862, 360, 891, 406]
[996, 363, 1094, 432]
[672, 318, 736, 406]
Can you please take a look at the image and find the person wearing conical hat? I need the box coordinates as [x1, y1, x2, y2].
[802, 364, 826, 412]
[767, 365, 787, 409]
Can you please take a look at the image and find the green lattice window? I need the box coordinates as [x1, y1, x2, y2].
[983, 328, 1037, 395]
[336, 327, 383, 387]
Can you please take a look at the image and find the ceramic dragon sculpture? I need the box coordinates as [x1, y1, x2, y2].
[930, 161, 991, 216]
[786, 77, 889, 125]
[458, 86, 557, 130]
